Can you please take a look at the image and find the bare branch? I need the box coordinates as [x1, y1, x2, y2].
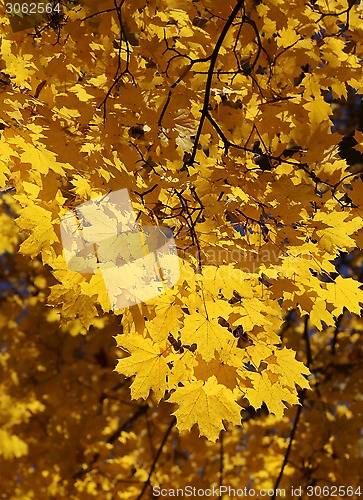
[136, 417, 175, 499]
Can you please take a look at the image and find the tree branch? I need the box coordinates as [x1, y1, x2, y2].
[73, 404, 148, 480]
[136, 417, 175, 499]
[185, 0, 245, 169]
[219, 431, 224, 499]
[272, 316, 310, 498]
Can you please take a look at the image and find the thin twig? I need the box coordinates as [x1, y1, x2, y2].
[271, 404, 303, 500]
[73, 404, 148, 479]
[219, 432, 224, 499]
[185, 0, 245, 169]
[272, 316, 310, 498]
[136, 417, 175, 499]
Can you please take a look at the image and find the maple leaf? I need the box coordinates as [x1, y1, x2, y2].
[242, 346, 310, 418]
[313, 212, 362, 252]
[321, 275, 363, 316]
[20, 143, 67, 176]
[168, 376, 241, 441]
[231, 298, 277, 332]
[180, 312, 231, 362]
[70, 175, 94, 199]
[145, 291, 183, 342]
[115, 334, 171, 402]
[243, 371, 292, 419]
[265, 348, 311, 391]
[16, 203, 58, 258]
[310, 297, 334, 329]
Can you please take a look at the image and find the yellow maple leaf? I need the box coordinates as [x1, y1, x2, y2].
[20, 144, 67, 176]
[68, 84, 95, 102]
[243, 346, 310, 418]
[265, 348, 310, 391]
[80, 270, 112, 312]
[180, 313, 231, 362]
[277, 24, 300, 48]
[231, 298, 276, 332]
[146, 291, 183, 342]
[168, 376, 241, 441]
[115, 335, 170, 402]
[243, 371, 291, 419]
[194, 354, 241, 390]
[310, 298, 334, 329]
[16, 204, 58, 257]
[313, 212, 362, 252]
[70, 175, 94, 199]
[61, 292, 98, 329]
[167, 350, 198, 388]
[321, 275, 363, 315]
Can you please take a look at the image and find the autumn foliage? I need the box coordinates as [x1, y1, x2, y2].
[1, 0, 363, 498]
